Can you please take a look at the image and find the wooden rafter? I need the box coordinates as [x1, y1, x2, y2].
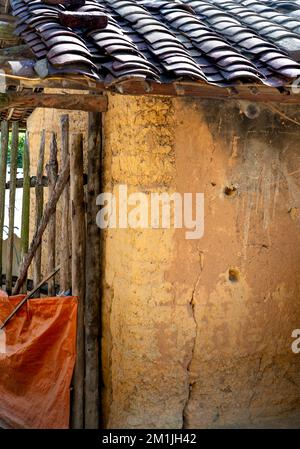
[0, 92, 108, 112]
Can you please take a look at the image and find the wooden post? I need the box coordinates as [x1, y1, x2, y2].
[6, 121, 18, 294]
[85, 112, 102, 429]
[70, 133, 86, 429]
[20, 132, 30, 293]
[13, 154, 70, 295]
[33, 130, 45, 289]
[46, 133, 58, 296]
[0, 121, 8, 285]
[60, 115, 71, 293]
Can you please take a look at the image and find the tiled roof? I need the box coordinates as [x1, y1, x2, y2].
[9, 0, 300, 88]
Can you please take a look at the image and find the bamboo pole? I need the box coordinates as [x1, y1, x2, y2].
[33, 130, 45, 289]
[70, 133, 86, 429]
[13, 154, 70, 295]
[85, 112, 102, 429]
[60, 115, 71, 293]
[20, 132, 30, 294]
[0, 121, 8, 285]
[46, 133, 58, 296]
[6, 121, 18, 294]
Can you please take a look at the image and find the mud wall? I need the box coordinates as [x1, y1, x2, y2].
[102, 94, 300, 428]
[26, 93, 300, 429]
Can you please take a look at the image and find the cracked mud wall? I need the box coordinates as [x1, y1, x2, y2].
[26, 93, 300, 429]
[102, 94, 196, 428]
[103, 94, 300, 428]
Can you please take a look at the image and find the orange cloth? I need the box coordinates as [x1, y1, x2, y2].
[0, 296, 77, 429]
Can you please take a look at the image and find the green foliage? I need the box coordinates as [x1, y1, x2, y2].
[7, 132, 25, 169]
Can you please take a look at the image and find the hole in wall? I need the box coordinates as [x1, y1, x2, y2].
[245, 104, 260, 119]
[239, 101, 260, 119]
[229, 268, 240, 283]
[224, 185, 237, 197]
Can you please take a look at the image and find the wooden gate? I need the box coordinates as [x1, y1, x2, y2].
[0, 113, 102, 429]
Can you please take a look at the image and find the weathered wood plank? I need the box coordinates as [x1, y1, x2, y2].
[20, 132, 30, 294]
[46, 133, 58, 296]
[2, 71, 300, 105]
[33, 130, 45, 289]
[85, 112, 102, 429]
[13, 153, 70, 295]
[0, 120, 8, 284]
[60, 115, 71, 293]
[6, 121, 18, 294]
[70, 133, 86, 429]
[0, 93, 108, 112]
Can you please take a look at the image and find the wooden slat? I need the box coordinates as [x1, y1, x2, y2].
[6, 121, 18, 294]
[70, 133, 86, 429]
[0, 120, 8, 283]
[33, 130, 45, 289]
[60, 115, 71, 293]
[85, 112, 102, 429]
[46, 133, 58, 296]
[20, 131, 30, 294]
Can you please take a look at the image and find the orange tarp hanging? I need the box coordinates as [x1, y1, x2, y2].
[0, 296, 77, 429]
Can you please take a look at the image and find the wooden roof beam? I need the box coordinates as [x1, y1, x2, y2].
[0, 92, 108, 112]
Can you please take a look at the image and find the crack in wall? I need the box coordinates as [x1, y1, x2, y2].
[182, 274, 201, 428]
